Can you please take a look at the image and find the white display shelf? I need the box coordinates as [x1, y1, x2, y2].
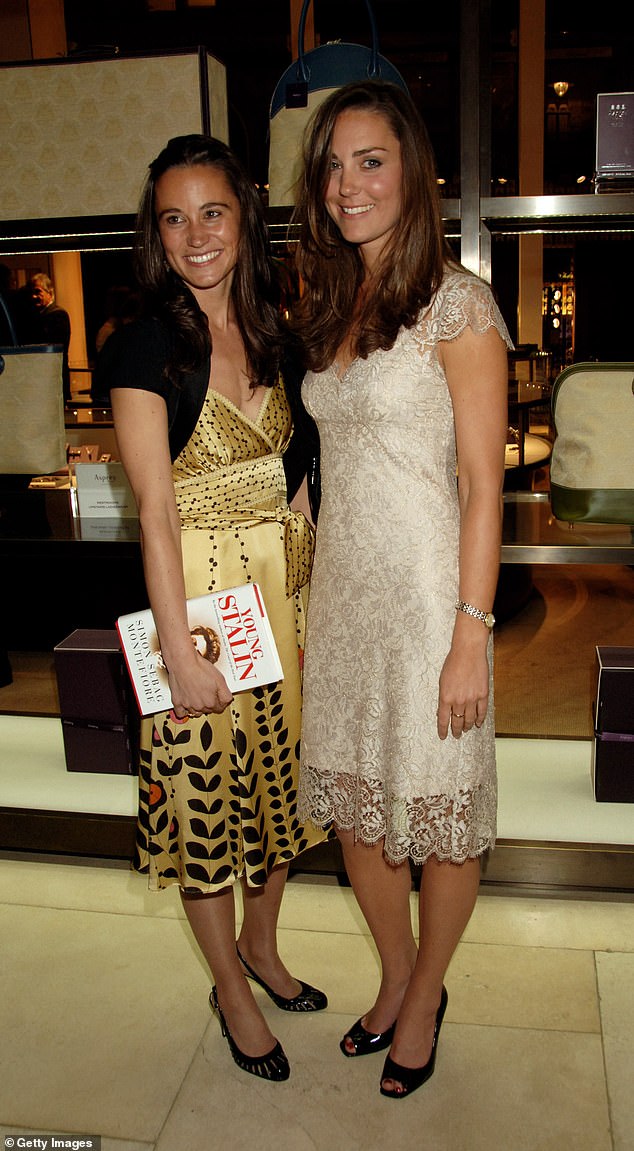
[0, 715, 137, 816]
[0, 715, 632, 848]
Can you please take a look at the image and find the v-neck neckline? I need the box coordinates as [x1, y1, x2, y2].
[207, 384, 271, 429]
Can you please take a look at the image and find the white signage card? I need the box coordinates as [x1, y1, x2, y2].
[74, 462, 138, 521]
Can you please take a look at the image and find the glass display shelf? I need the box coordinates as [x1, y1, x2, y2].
[481, 193, 634, 234]
[501, 492, 634, 564]
[3, 486, 632, 562]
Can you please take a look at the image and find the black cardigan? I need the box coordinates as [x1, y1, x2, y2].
[94, 316, 320, 516]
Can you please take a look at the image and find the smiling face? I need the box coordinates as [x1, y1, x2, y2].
[154, 163, 241, 305]
[325, 108, 403, 270]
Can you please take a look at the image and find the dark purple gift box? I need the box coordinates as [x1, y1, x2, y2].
[54, 629, 139, 775]
[592, 647, 634, 803]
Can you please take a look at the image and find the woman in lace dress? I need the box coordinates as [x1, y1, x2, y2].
[292, 82, 511, 1098]
[103, 135, 327, 1083]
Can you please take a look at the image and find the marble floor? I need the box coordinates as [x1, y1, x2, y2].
[1, 859, 633, 1151]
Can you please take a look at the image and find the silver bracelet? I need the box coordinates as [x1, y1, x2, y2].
[455, 600, 495, 630]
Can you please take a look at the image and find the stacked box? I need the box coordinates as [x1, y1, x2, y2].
[592, 647, 634, 802]
[54, 630, 139, 775]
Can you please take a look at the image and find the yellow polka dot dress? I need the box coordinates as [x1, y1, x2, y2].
[135, 379, 326, 891]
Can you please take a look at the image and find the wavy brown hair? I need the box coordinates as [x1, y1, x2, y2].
[292, 82, 456, 371]
[135, 134, 283, 387]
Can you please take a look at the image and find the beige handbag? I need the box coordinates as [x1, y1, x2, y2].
[0, 294, 66, 474]
[550, 362, 634, 524]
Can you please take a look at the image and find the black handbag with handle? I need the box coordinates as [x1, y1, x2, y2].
[0, 293, 66, 475]
[268, 0, 408, 207]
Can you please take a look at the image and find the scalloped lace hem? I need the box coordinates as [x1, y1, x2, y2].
[299, 767, 496, 866]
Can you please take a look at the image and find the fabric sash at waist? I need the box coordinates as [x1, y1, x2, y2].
[174, 455, 314, 597]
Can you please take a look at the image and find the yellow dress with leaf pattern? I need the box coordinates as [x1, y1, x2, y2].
[135, 378, 326, 892]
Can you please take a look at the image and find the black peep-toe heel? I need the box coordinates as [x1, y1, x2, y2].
[340, 1016, 396, 1057]
[379, 986, 448, 1099]
[209, 986, 290, 1081]
[237, 946, 328, 1012]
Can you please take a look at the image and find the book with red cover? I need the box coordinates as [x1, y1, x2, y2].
[116, 582, 284, 716]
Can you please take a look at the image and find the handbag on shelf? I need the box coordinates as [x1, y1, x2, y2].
[268, 0, 408, 207]
[0, 293, 67, 475]
[549, 361, 634, 525]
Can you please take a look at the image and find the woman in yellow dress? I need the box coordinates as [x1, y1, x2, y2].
[99, 134, 326, 1082]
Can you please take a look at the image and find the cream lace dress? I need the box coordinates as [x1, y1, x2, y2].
[299, 269, 513, 865]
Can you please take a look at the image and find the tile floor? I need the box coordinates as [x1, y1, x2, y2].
[1, 858, 633, 1151]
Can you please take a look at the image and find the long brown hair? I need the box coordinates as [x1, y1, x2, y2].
[135, 134, 283, 387]
[292, 82, 455, 371]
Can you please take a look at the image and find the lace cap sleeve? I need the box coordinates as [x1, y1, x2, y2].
[435, 270, 514, 349]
